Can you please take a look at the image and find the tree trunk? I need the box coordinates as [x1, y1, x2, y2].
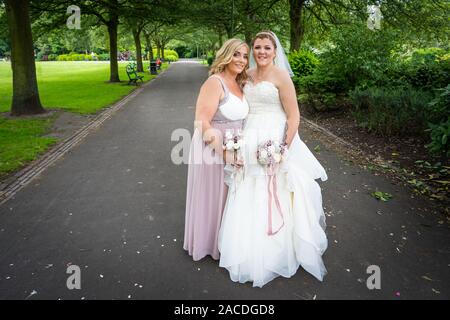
[244, 29, 252, 47]
[156, 41, 161, 59]
[218, 29, 223, 47]
[132, 28, 143, 72]
[107, 18, 120, 82]
[143, 32, 154, 60]
[224, 24, 232, 39]
[5, 0, 44, 116]
[289, 0, 305, 52]
[149, 41, 154, 60]
[161, 42, 165, 60]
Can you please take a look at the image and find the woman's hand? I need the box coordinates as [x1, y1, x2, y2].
[223, 150, 244, 168]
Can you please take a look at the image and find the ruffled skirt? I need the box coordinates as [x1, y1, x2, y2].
[218, 113, 328, 287]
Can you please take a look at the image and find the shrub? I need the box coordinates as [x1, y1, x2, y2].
[288, 49, 320, 78]
[164, 54, 179, 62]
[425, 85, 450, 156]
[165, 49, 179, 59]
[349, 86, 434, 136]
[426, 119, 450, 157]
[98, 53, 110, 61]
[301, 23, 400, 96]
[151, 49, 179, 60]
[401, 48, 450, 90]
[56, 53, 94, 61]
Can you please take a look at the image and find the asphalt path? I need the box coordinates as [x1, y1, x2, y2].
[0, 61, 448, 300]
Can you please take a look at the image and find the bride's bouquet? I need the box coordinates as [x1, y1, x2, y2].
[256, 140, 288, 172]
[256, 140, 288, 236]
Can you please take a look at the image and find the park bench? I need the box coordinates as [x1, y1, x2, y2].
[126, 62, 144, 85]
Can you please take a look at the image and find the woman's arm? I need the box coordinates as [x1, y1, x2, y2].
[195, 77, 239, 166]
[277, 69, 300, 147]
[195, 77, 223, 151]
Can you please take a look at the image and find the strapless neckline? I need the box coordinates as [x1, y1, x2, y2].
[246, 80, 279, 91]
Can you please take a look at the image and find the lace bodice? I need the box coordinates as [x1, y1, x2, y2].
[243, 81, 286, 118]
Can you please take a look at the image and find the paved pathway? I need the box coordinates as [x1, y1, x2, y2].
[0, 62, 448, 300]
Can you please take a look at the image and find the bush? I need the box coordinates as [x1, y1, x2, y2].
[298, 67, 348, 111]
[151, 49, 179, 60]
[98, 53, 110, 61]
[426, 119, 450, 157]
[165, 49, 179, 59]
[288, 49, 320, 79]
[425, 85, 450, 156]
[349, 86, 434, 136]
[164, 54, 179, 62]
[301, 23, 400, 96]
[56, 53, 93, 61]
[401, 48, 450, 90]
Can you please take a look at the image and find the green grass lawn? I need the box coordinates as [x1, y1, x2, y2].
[0, 116, 58, 178]
[0, 61, 167, 114]
[0, 60, 169, 178]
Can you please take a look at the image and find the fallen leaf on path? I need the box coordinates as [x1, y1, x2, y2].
[25, 290, 37, 300]
[371, 190, 393, 202]
[432, 288, 440, 294]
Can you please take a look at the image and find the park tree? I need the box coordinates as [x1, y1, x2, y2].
[4, 0, 45, 115]
[287, 0, 449, 51]
[124, 0, 180, 71]
[30, 0, 162, 82]
[0, 4, 9, 58]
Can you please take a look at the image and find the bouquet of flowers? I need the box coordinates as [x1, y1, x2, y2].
[223, 128, 245, 191]
[223, 129, 243, 153]
[256, 140, 288, 169]
[256, 139, 288, 236]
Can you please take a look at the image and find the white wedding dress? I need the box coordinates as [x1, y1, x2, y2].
[218, 80, 329, 287]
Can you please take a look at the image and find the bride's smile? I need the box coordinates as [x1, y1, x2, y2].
[253, 38, 276, 67]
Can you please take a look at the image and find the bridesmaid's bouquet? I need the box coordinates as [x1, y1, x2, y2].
[223, 129, 245, 191]
[223, 129, 244, 152]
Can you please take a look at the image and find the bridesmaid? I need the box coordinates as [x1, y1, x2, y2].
[184, 39, 250, 261]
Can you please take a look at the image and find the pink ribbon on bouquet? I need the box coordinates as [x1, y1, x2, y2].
[267, 165, 284, 236]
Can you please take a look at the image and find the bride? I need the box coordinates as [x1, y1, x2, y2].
[218, 31, 329, 287]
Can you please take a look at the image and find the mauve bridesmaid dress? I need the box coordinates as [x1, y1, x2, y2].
[183, 75, 248, 261]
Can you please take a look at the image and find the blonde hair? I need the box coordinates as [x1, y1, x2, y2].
[209, 39, 249, 87]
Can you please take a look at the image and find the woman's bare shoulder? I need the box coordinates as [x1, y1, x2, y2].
[272, 65, 291, 79]
[202, 75, 223, 91]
